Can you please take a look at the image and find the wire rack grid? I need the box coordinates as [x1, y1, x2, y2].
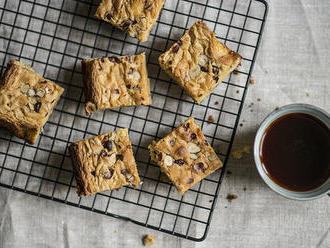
[0, 0, 267, 241]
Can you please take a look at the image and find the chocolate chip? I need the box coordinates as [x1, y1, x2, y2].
[174, 159, 185, 166]
[172, 40, 182, 53]
[128, 68, 133, 74]
[122, 20, 131, 29]
[102, 137, 113, 151]
[121, 169, 127, 175]
[116, 154, 123, 161]
[114, 89, 120, 94]
[126, 84, 131, 89]
[212, 66, 219, 75]
[214, 76, 219, 82]
[183, 123, 190, 131]
[103, 136, 109, 142]
[132, 20, 137, 25]
[91, 171, 96, 176]
[155, 152, 162, 161]
[191, 133, 197, 140]
[172, 45, 180, 53]
[109, 56, 121, 63]
[101, 150, 107, 157]
[34, 102, 42, 112]
[187, 178, 194, 184]
[204, 140, 209, 146]
[104, 170, 113, 179]
[193, 162, 206, 172]
[169, 60, 172, 65]
[201, 66, 208, 72]
[40, 80, 47, 84]
[101, 57, 105, 63]
[105, 13, 112, 20]
[198, 93, 203, 97]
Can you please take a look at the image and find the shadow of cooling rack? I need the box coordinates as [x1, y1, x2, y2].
[0, 0, 267, 241]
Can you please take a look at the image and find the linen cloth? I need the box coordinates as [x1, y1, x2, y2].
[0, 0, 329, 247]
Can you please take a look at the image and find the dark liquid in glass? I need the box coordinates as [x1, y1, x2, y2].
[260, 113, 330, 191]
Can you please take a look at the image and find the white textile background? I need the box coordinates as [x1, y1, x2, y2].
[0, 0, 329, 247]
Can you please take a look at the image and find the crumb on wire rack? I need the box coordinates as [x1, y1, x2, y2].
[208, 115, 215, 123]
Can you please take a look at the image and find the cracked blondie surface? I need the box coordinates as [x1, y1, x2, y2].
[69, 129, 141, 196]
[0, 60, 64, 144]
[148, 117, 223, 194]
[159, 21, 242, 104]
[82, 53, 151, 116]
[95, 0, 166, 42]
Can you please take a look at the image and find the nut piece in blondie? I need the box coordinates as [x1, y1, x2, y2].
[69, 129, 141, 196]
[0, 60, 64, 144]
[82, 53, 152, 116]
[148, 117, 223, 194]
[159, 21, 242, 104]
[95, 0, 166, 42]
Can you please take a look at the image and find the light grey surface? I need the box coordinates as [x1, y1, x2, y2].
[0, 0, 330, 247]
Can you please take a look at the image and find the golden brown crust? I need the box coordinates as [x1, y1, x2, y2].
[69, 129, 141, 196]
[148, 117, 223, 194]
[82, 53, 152, 116]
[95, 0, 166, 42]
[0, 60, 64, 144]
[159, 21, 242, 104]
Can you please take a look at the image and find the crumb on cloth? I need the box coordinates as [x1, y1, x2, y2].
[226, 193, 238, 202]
[231, 145, 251, 159]
[143, 235, 156, 246]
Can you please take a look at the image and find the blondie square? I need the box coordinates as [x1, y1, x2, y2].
[82, 53, 151, 115]
[159, 21, 242, 104]
[149, 117, 223, 194]
[0, 60, 64, 144]
[69, 129, 141, 196]
[95, 0, 166, 42]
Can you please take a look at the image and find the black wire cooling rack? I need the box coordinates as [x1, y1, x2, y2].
[0, 0, 267, 241]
